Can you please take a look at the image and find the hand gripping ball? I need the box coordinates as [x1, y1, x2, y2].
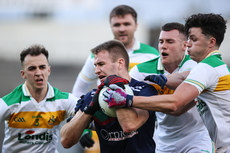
[99, 84, 134, 117]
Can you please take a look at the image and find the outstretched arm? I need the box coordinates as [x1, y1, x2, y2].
[166, 71, 190, 89]
[133, 82, 199, 114]
[144, 71, 190, 90]
[61, 110, 92, 148]
[104, 83, 199, 115]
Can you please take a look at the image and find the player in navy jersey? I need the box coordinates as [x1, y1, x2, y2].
[60, 40, 157, 153]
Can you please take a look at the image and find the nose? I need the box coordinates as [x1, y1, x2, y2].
[159, 41, 167, 51]
[35, 68, 42, 76]
[95, 66, 101, 75]
[187, 39, 191, 48]
[118, 25, 125, 32]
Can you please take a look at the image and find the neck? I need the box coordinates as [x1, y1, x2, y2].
[125, 39, 135, 51]
[26, 82, 48, 102]
[119, 71, 132, 82]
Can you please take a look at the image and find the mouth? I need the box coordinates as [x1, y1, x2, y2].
[161, 52, 168, 57]
[35, 78, 43, 84]
[118, 34, 127, 39]
[98, 75, 106, 82]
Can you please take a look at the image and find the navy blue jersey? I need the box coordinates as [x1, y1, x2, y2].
[79, 78, 157, 153]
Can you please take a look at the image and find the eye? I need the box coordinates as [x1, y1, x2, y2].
[159, 40, 163, 44]
[124, 22, 131, 26]
[113, 23, 120, 27]
[167, 40, 174, 44]
[28, 66, 36, 71]
[39, 65, 46, 70]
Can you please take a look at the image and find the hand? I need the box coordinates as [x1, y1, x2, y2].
[79, 130, 94, 148]
[83, 84, 104, 115]
[144, 74, 167, 89]
[75, 95, 85, 114]
[103, 74, 129, 89]
[83, 91, 100, 115]
[103, 84, 133, 108]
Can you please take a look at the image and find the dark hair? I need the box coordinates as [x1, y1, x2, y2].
[162, 22, 187, 38]
[20, 44, 49, 65]
[185, 13, 227, 46]
[91, 40, 129, 70]
[110, 5, 137, 23]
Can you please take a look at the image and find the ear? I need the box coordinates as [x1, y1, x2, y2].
[209, 37, 216, 48]
[134, 23, 138, 32]
[20, 69, 26, 79]
[182, 40, 187, 52]
[48, 65, 51, 76]
[118, 58, 125, 70]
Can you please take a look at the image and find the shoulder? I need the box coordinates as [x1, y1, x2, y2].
[134, 43, 159, 55]
[136, 57, 159, 73]
[179, 55, 197, 71]
[51, 87, 69, 100]
[201, 54, 225, 68]
[2, 84, 27, 106]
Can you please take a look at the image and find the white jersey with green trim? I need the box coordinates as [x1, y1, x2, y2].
[0, 83, 78, 153]
[72, 39, 159, 98]
[130, 55, 213, 152]
[184, 50, 230, 149]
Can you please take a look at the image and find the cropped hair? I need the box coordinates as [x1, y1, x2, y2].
[185, 13, 227, 46]
[91, 40, 129, 70]
[20, 44, 49, 65]
[162, 22, 187, 38]
[110, 5, 137, 23]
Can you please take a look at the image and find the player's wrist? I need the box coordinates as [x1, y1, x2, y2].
[126, 94, 133, 107]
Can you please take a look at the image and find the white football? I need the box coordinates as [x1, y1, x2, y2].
[99, 84, 134, 117]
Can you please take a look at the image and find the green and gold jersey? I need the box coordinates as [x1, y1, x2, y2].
[0, 83, 77, 153]
[184, 50, 230, 149]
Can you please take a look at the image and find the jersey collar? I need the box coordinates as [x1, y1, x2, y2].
[22, 82, 55, 99]
[127, 39, 140, 52]
[156, 54, 187, 73]
[205, 50, 221, 58]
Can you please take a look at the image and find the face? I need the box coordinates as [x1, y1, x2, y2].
[187, 27, 211, 62]
[94, 50, 119, 82]
[110, 14, 137, 49]
[20, 54, 50, 92]
[158, 29, 187, 68]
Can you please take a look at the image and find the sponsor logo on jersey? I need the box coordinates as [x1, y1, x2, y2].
[18, 131, 53, 144]
[13, 117, 26, 122]
[100, 129, 138, 141]
[48, 115, 57, 125]
[196, 99, 208, 115]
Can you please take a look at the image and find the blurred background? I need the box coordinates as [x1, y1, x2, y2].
[0, 0, 230, 153]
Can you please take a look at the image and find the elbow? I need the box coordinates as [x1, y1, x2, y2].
[61, 137, 74, 148]
[122, 124, 137, 133]
[168, 102, 184, 116]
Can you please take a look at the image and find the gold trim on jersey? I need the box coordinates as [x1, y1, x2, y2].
[8, 110, 66, 129]
[129, 63, 140, 71]
[214, 74, 230, 92]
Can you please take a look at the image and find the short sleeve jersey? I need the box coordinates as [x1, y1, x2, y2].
[184, 51, 230, 149]
[0, 83, 78, 153]
[129, 55, 211, 146]
[79, 78, 158, 153]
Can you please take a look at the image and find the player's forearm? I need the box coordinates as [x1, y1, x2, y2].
[132, 95, 179, 113]
[116, 108, 148, 133]
[60, 111, 92, 148]
[166, 71, 190, 89]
